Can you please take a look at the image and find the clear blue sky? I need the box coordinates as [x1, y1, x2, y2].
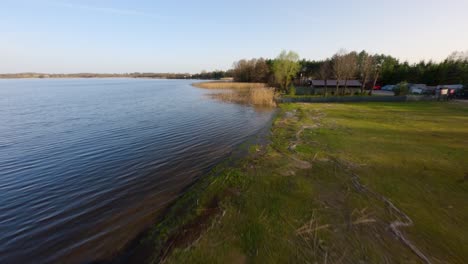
[2, 0, 468, 73]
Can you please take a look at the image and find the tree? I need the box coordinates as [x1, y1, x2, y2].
[272, 50, 300, 93]
[358, 52, 374, 93]
[394, 81, 409, 95]
[331, 50, 359, 95]
[369, 56, 384, 95]
[447, 50, 468, 62]
[252, 58, 270, 83]
[318, 59, 331, 96]
[343, 52, 358, 94]
[332, 50, 347, 95]
[232, 59, 253, 82]
[232, 58, 270, 83]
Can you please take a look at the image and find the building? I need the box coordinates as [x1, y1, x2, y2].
[310, 80, 362, 95]
[436, 84, 463, 90]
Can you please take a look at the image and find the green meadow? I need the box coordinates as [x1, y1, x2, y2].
[137, 102, 468, 264]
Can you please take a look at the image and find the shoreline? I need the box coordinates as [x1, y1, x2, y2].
[114, 101, 468, 263]
[105, 109, 278, 264]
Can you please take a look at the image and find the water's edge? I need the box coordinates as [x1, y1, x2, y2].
[104, 109, 278, 264]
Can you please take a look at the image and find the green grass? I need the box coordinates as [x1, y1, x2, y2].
[136, 101, 468, 263]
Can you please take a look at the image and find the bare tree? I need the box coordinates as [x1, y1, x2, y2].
[333, 50, 358, 95]
[318, 60, 331, 96]
[332, 50, 347, 95]
[343, 52, 358, 95]
[252, 58, 270, 83]
[232, 58, 270, 83]
[359, 53, 375, 94]
[370, 65, 380, 96]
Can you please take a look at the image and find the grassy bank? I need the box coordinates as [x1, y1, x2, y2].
[193, 81, 276, 107]
[133, 102, 468, 263]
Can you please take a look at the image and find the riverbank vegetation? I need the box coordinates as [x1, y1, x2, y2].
[193, 82, 276, 107]
[192, 82, 266, 89]
[130, 101, 468, 263]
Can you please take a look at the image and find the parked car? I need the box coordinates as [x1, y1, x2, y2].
[411, 87, 423, 94]
[381, 85, 396, 91]
[409, 84, 427, 94]
[457, 88, 468, 99]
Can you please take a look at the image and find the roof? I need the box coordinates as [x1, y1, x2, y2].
[311, 80, 362, 87]
[410, 83, 427, 88]
[437, 84, 463, 89]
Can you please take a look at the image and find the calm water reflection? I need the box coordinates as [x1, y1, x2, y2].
[0, 79, 275, 263]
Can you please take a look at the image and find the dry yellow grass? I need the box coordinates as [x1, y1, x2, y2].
[193, 82, 276, 107]
[247, 87, 275, 106]
[192, 81, 267, 89]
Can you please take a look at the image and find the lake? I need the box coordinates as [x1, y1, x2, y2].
[0, 79, 275, 263]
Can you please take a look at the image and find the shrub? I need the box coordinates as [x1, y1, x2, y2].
[394, 81, 409, 96]
[288, 85, 296, 96]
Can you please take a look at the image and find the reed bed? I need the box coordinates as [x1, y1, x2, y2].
[193, 81, 276, 107]
[192, 81, 267, 89]
[248, 87, 276, 106]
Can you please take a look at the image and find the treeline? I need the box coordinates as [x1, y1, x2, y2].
[227, 50, 468, 90]
[229, 51, 301, 94]
[377, 52, 468, 85]
[229, 50, 378, 94]
[191, 70, 233, 80]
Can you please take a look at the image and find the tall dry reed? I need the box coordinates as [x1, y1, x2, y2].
[193, 81, 276, 107]
[193, 81, 267, 89]
[247, 87, 276, 106]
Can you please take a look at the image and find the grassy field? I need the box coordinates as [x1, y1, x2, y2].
[134, 102, 468, 264]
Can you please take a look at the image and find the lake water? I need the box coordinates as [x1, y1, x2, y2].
[0, 79, 275, 263]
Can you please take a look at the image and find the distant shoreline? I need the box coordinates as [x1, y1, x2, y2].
[0, 73, 202, 80]
[0, 77, 192, 80]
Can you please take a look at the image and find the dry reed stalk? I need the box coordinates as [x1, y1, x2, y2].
[207, 86, 276, 107]
[193, 81, 267, 89]
[248, 87, 276, 106]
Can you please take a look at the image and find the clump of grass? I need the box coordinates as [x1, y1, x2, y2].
[193, 81, 267, 89]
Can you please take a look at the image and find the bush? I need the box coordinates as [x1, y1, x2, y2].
[394, 81, 410, 96]
[288, 85, 296, 96]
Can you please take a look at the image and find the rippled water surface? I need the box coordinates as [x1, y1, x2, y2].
[0, 79, 275, 263]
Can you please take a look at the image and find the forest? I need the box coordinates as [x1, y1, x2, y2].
[198, 50, 468, 89]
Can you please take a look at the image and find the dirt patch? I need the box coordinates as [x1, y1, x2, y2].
[113, 196, 222, 264]
[157, 197, 222, 262]
[225, 249, 247, 264]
